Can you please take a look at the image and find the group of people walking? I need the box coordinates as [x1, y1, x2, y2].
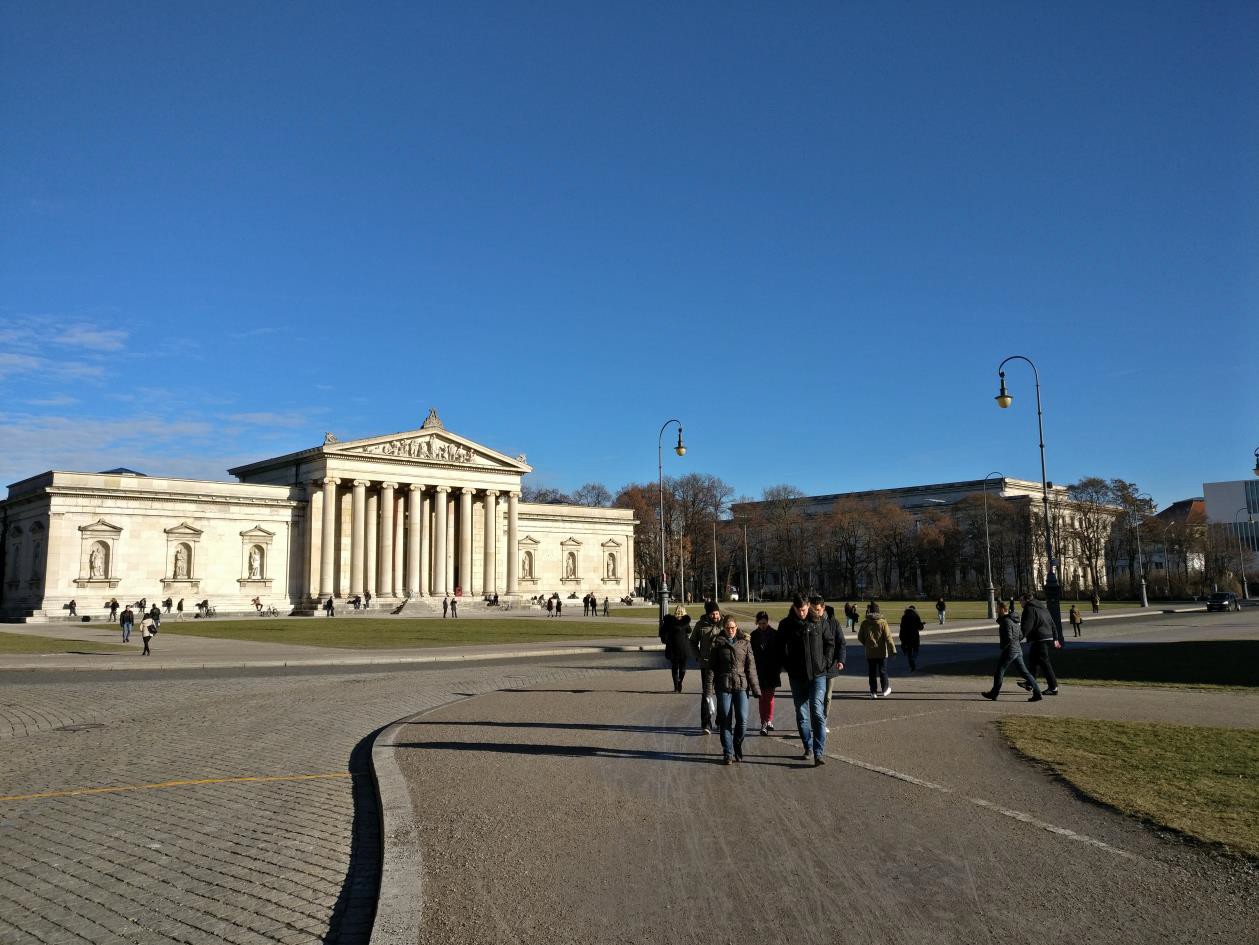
[663, 592, 1067, 765]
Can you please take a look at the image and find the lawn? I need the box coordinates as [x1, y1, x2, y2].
[1001, 716, 1259, 860]
[0, 631, 131, 655]
[929, 640, 1259, 689]
[613, 599, 1145, 622]
[157, 617, 657, 649]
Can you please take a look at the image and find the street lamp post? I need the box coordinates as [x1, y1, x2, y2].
[994, 356, 1063, 641]
[1235, 507, 1252, 601]
[742, 521, 750, 605]
[657, 420, 686, 627]
[1132, 493, 1152, 608]
[1253, 446, 1258, 477]
[982, 471, 1004, 619]
[1161, 523, 1175, 598]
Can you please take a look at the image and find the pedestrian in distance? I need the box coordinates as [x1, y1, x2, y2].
[546, 596, 554, 617]
[779, 595, 839, 766]
[68, 599, 77, 617]
[443, 595, 450, 618]
[140, 612, 157, 656]
[688, 600, 724, 734]
[451, 597, 458, 618]
[843, 601, 858, 632]
[858, 602, 896, 698]
[711, 615, 760, 765]
[982, 601, 1042, 701]
[899, 604, 924, 671]
[323, 597, 334, 617]
[660, 605, 692, 693]
[749, 610, 781, 735]
[177, 598, 184, 619]
[108, 598, 119, 622]
[1069, 605, 1083, 638]
[365, 590, 372, 610]
[120, 606, 134, 643]
[820, 602, 847, 731]
[1018, 593, 1060, 696]
[935, 596, 947, 626]
[554, 598, 560, 617]
[1091, 589, 1101, 614]
[602, 597, 610, 617]
[163, 597, 172, 614]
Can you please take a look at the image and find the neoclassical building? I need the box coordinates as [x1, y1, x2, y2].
[0, 411, 636, 620]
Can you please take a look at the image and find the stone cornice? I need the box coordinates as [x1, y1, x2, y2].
[46, 486, 300, 509]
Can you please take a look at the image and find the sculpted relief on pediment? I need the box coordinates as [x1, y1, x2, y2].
[349, 436, 477, 464]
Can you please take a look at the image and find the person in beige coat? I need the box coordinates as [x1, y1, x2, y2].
[858, 602, 896, 698]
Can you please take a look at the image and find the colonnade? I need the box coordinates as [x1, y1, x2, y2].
[307, 478, 519, 600]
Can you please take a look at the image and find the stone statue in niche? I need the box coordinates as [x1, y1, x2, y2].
[565, 552, 577, 579]
[521, 552, 533, 579]
[249, 547, 262, 580]
[89, 546, 105, 579]
[173, 545, 189, 579]
[606, 554, 616, 578]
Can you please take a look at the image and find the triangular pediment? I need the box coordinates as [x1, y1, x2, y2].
[79, 518, 123, 536]
[240, 525, 276, 541]
[327, 427, 532, 472]
[165, 522, 204, 539]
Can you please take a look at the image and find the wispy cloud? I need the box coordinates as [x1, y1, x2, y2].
[0, 353, 43, 378]
[224, 410, 321, 428]
[54, 323, 128, 351]
[24, 394, 79, 407]
[230, 326, 280, 340]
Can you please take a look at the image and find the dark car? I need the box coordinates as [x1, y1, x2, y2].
[1206, 592, 1241, 612]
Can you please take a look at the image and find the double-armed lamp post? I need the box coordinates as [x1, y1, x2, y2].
[994, 356, 1063, 640]
[1132, 492, 1152, 608]
[657, 420, 686, 626]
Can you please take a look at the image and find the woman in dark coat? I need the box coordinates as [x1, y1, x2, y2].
[660, 605, 692, 693]
[710, 616, 761, 764]
[899, 605, 924, 671]
[749, 611, 781, 735]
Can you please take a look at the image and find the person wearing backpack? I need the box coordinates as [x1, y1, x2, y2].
[140, 613, 157, 656]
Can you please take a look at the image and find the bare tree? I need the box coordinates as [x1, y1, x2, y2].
[572, 482, 612, 508]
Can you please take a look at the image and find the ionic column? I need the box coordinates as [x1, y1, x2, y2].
[393, 492, 405, 597]
[459, 488, 474, 595]
[350, 479, 368, 597]
[418, 488, 431, 596]
[378, 482, 397, 597]
[306, 481, 323, 599]
[433, 486, 450, 595]
[406, 485, 423, 596]
[365, 488, 379, 599]
[506, 491, 520, 594]
[445, 492, 457, 593]
[483, 490, 499, 595]
[319, 477, 340, 598]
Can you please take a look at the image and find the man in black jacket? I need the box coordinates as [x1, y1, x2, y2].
[981, 602, 1041, 701]
[1019, 593, 1060, 695]
[779, 595, 838, 766]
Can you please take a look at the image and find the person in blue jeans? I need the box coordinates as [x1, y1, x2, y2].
[119, 606, 134, 643]
[981, 601, 1042, 702]
[710, 616, 760, 765]
[778, 595, 841, 766]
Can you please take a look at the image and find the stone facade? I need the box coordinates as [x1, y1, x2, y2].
[0, 414, 636, 620]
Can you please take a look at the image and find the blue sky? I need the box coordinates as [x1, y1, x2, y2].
[2, 2, 1256, 507]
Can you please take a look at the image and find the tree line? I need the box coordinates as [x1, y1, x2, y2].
[528, 474, 1255, 601]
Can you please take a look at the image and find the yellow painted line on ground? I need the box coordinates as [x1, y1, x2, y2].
[0, 771, 352, 803]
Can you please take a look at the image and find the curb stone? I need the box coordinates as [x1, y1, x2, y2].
[369, 712, 424, 945]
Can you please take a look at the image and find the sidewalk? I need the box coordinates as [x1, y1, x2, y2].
[0, 605, 1203, 673]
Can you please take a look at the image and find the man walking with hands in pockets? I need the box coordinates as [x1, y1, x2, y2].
[779, 595, 840, 766]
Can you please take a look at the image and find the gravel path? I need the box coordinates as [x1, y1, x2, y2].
[396, 665, 1258, 945]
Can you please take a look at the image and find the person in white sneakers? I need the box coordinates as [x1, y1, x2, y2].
[858, 602, 896, 698]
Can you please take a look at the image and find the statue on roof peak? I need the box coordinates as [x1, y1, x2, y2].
[421, 408, 444, 430]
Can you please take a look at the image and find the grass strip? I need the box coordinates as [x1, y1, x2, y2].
[1000, 716, 1259, 860]
[0, 631, 131, 655]
[156, 617, 656, 649]
[930, 640, 1259, 689]
[612, 599, 1144, 621]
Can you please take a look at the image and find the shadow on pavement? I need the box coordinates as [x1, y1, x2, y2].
[404, 719, 702, 736]
[323, 725, 385, 945]
[395, 739, 734, 764]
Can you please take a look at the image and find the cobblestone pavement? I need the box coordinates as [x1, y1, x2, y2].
[0, 655, 646, 945]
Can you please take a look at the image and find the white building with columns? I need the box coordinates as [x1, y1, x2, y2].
[0, 411, 636, 620]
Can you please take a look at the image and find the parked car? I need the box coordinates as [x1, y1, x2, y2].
[1206, 592, 1241, 612]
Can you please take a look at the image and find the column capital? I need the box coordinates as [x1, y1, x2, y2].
[379, 481, 399, 491]
[461, 486, 475, 495]
[434, 485, 451, 494]
[352, 479, 371, 488]
[484, 489, 500, 498]
[508, 490, 521, 499]
[320, 477, 342, 486]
